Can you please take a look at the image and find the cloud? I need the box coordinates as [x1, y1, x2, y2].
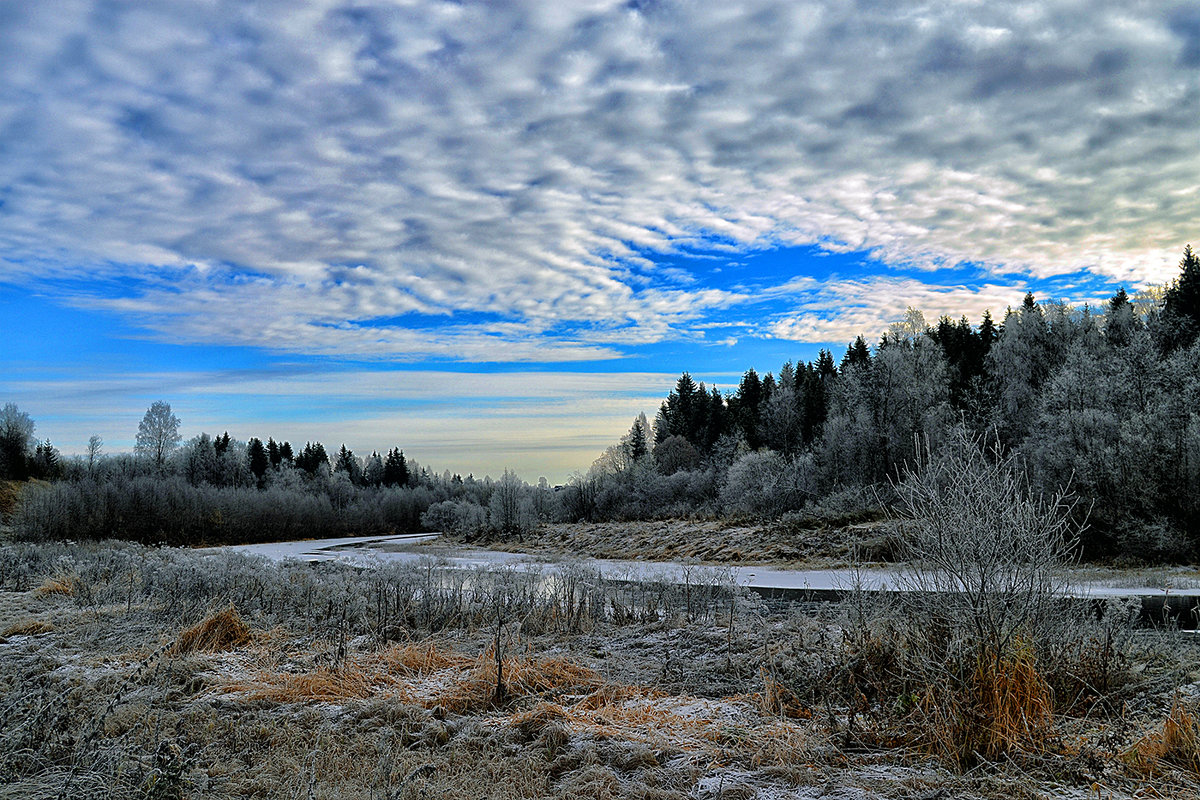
[767, 278, 1035, 344]
[1, 1, 1198, 359]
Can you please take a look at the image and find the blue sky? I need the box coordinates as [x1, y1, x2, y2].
[2, 1, 1197, 481]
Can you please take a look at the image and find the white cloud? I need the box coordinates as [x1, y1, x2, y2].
[768, 277, 1033, 343]
[1, 0, 1198, 358]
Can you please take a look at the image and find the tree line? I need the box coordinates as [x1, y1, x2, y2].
[569, 246, 1200, 562]
[2, 399, 557, 545]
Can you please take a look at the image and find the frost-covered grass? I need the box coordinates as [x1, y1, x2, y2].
[1, 541, 1198, 799]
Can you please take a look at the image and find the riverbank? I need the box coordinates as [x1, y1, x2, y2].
[3, 538, 1199, 798]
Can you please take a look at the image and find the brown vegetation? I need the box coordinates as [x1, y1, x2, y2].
[2, 539, 1198, 800]
[1127, 698, 1200, 775]
[1, 618, 53, 637]
[171, 604, 252, 654]
[34, 574, 76, 596]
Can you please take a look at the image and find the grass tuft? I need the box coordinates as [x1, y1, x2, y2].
[440, 649, 603, 713]
[925, 645, 1055, 764]
[380, 640, 472, 675]
[1127, 697, 1200, 774]
[172, 605, 252, 654]
[239, 665, 381, 703]
[1, 619, 54, 637]
[35, 574, 76, 596]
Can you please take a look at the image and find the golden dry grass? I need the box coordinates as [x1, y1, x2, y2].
[1, 619, 53, 637]
[758, 668, 812, 720]
[1127, 698, 1200, 774]
[34, 574, 76, 596]
[236, 664, 385, 703]
[966, 647, 1055, 759]
[172, 605, 252, 654]
[0, 480, 20, 517]
[910, 646, 1055, 764]
[440, 648, 604, 713]
[380, 640, 473, 675]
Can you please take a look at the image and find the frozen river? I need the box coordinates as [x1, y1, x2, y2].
[216, 533, 1200, 606]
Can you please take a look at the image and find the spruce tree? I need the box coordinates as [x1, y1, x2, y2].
[247, 437, 268, 482]
[1160, 244, 1200, 351]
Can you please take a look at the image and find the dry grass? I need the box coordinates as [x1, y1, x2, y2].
[380, 640, 473, 675]
[1127, 697, 1200, 774]
[0, 479, 20, 518]
[440, 648, 604, 713]
[1, 618, 53, 637]
[922, 646, 1055, 764]
[758, 668, 811, 720]
[237, 664, 383, 703]
[172, 605, 252, 654]
[34, 574, 76, 596]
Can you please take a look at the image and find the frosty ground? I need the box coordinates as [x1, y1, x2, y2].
[2, 535, 1200, 799]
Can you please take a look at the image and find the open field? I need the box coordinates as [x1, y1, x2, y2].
[3, 540, 1200, 799]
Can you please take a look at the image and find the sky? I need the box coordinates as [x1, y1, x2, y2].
[2, 0, 1199, 482]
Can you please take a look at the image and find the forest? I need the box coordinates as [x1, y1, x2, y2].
[6, 246, 1200, 563]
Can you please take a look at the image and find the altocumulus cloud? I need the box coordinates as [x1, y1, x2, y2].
[2, 0, 1199, 358]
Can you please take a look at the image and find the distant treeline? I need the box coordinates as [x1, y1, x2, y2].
[0, 401, 559, 545]
[6, 246, 1200, 561]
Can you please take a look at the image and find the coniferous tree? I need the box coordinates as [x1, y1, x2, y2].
[296, 442, 328, 475]
[247, 437, 269, 483]
[1105, 288, 1140, 348]
[30, 439, 61, 480]
[363, 451, 385, 487]
[625, 415, 649, 461]
[334, 444, 361, 484]
[266, 437, 281, 468]
[656, 373, 710, 449]
[1158, 244, 1200, 352]
[730, 368, 765, 449]
[279, 441, 294, 464]
[979, 309, 998, 351]
[841, 335, 871, 371]
[384, 448, 410, 487]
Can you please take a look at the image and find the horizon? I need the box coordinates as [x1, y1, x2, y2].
[3, 1, 1196, 481]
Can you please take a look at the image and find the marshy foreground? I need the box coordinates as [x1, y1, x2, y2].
[1, 539, 1199, 799]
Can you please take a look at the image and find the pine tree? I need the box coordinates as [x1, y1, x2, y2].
[1160, 244, 1200, 351]
[266, 437, 281, 468]
[979, 310, 997, 351]
[626, 415, 648, 461]
[384, 448, 410, 487]
[334, 445, 360, 483]
[247, 437, 268, 483]
[841, 335, 871, 371]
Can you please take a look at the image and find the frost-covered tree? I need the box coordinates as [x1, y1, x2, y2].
[86, 434, 103, 475]
[0, 403, 36, 480]
[135, 401, 181, 468]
